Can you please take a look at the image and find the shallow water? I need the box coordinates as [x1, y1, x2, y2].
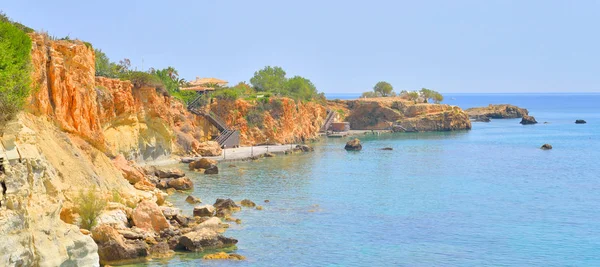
[130, 94, 600, 266]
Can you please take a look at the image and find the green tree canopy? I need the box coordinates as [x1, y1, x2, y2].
[286, 76, 318, 100]
[0, 16, 32, 131]
[373, 81, 394, 97]
[249, 66, 288, 93]
[419, 88, 444, 103]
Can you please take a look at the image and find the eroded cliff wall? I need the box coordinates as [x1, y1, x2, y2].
[210, 98, 327, 145]
[27, 33, 214, 160]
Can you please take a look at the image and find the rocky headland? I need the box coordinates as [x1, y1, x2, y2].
[329, 97, 472, 132]
[465, 104, 529, 120]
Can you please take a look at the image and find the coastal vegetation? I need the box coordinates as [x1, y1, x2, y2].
[0, 12, 32, 132]
[76, 188, 108, 230]
[361, 81, 444, 104]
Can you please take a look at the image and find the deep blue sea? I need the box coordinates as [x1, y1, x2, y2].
[134, 94, 600, 266]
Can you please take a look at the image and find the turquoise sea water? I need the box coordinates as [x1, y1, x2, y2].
[136, 94, 600, 266]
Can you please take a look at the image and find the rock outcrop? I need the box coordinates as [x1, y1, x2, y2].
[345, 138, 362, 151]
[465, 104, 529, 119]
[520, 115, 538, 125]
[209, 98, 327, 145]
[339, 98, 471, 132]
[178, 228, 238, 252]
[541, 144, 553, 150]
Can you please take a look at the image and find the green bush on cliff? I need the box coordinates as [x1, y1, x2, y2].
[76, 188, 107, 230]
[249, 66, 322, 101]
[0, 15, 32, 132]
[420, 88, 444, 103]
[0, 12, 33, 33]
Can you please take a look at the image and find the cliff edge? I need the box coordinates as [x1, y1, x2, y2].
[336, 98, 471, 132]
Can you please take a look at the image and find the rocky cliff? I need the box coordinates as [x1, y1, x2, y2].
[209, 98, 327, 145]
[0, 114, 142, 266]
[465, 104, 529, 119]
[339, 98, 471, 132]
[27, 33, 217, 160]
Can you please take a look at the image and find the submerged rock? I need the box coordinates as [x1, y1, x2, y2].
[345, 138, 362, 151]
[380, 147, 393, 151]
[575, 120, 587, 124]
[203, 252, 246, 260]
[541, 144, 553, 150]
[520, 115, 538, 125]
[240, 199, 256, 208]
[295, 144, 314, 152]
[186, 195, 202, 204]
[264, 152, 276, 157]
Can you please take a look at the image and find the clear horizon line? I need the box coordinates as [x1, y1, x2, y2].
[324, 92, 600, 94]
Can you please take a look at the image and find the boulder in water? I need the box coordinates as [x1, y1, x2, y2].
[189, 158, 217, 171]
[193, 205, 216, 217]
[167, 177, 193, 190]
[541, 144, 553, 150]
[240, 199, 256, 208]
[520, 115, 538, 125]
[575, 120, 587, 124]
[204, 165, 219, 175]
[345, 138, 362, 151]
[380, 147, 393, 151]
[185, 195, 202, 204]
[155, 168, 185, 178]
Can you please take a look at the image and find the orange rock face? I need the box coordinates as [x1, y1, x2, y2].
[28, 33, 104, 148]
[210, 98, 327, 145]
[27, 33, 213, 160]
[27, 33, 328, 159]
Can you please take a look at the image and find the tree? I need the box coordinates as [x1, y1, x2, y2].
[361, 91, 381, 98]
[419, 88, 443, 104]
[249, 66, 288, 94]
[373, 81, 393, 97]
[286, 76, 318, 100]
[94, 49, 118, 78]
[0, 17, 32, 132]
[407, 91, 419, 101]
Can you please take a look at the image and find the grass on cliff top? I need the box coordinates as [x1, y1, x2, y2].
[0, 14, 32, 134]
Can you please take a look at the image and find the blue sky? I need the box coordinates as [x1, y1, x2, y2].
[3, 0, 599, 93]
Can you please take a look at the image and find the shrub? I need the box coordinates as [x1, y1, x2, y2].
[0, 16, 32, 134]
[76, 188, 107, 230]
[246, 109, 264, 128]
[213, 88, 240, 101]
[120, 71, 163, 89]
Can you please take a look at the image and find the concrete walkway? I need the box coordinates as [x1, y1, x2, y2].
[139, 144, 298, 166]
[205, 144, 297, 162]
